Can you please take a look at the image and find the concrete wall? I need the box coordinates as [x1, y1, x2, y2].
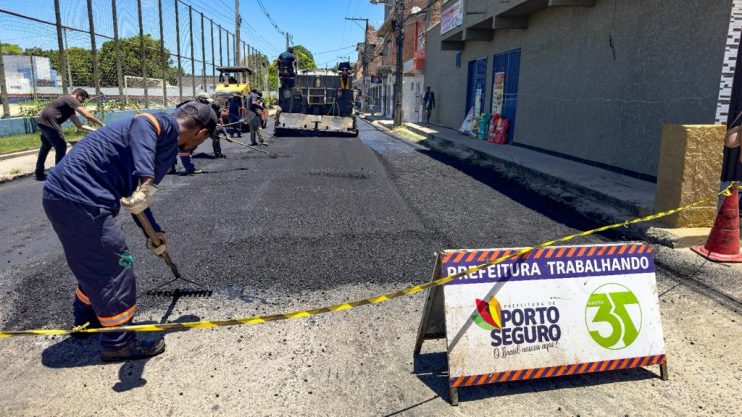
[425, 0, 732, 178]
[0, 108, 174, 137]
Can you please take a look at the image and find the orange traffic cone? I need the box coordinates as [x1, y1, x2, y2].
[691, 186, 742, 262]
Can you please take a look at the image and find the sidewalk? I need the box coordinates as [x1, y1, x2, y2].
[0, 148, 61, 183]
[369, 118, 711, 248]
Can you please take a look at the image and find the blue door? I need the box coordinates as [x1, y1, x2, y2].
[465, 57, 488, 118]
[491, 49, 520, 143]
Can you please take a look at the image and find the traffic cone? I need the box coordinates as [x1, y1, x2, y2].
[691, 186, 742, 262]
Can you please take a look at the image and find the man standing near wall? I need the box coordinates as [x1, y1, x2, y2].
[35, 88, 105, 181]
[423, 86, 436, 127]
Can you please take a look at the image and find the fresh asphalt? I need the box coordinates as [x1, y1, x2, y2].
[0, 120, 739, 416]
[0, 120, 605, 331]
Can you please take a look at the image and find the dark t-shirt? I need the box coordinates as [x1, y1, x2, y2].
[38, 96, 81, 130]
[246, 93, 260, 113]
[278, 52, 296, 76]
[228, 96, 242, 115]
[44, 114, 179, 209]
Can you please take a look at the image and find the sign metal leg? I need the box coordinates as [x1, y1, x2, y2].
[660, 361, 669, 381]
[414, 252, 442, 355]
[449, 386, 459, 406]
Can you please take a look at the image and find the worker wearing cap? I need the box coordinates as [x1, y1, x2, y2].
[196, 91, 226, 158]
[42, 101, 216, 362]
[35, 88, 105, 181]
[276, 47, 297, 89]
[246, 89, 265, 146]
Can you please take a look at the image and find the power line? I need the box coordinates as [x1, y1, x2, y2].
[313, 44, 357, 56]
[255, 0, 285, 36]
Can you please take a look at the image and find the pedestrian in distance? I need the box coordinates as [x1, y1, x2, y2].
[42, 101, 216, 362]
[35, 88, 105, 181]
[422, 86, 436, 127]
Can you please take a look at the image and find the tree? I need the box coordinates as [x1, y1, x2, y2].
[292, 45, 316, 71]
[0, 43, 22, 55]
[99, 35, 178, 86]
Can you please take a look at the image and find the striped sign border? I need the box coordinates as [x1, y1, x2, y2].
[441, 244, 652, 264]
[450, 354, 666, 388]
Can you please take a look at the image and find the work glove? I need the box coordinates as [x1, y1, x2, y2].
[146, 231, 168, 257]
[120, 182, 159, 214]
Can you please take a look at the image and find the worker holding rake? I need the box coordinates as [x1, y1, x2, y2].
[42, 102, 216, 362]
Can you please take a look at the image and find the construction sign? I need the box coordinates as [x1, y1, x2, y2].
[415, 243, 668, 405]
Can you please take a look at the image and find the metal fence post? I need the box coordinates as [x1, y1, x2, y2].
[226, 32, 230, 68]
[111, 0, 124, 102]
[0, 44, 10, 118]
[218, 25, 223, 67]
[175, 0, 183, 102]
[29, 56, 38, 101]
[54, 0, 69, 94]
[201, 12, 206, 93]
[86, 0, 101, 111]
[137, 0, 149, 108]
[210, 19, 215, 85]
[158, 0, 167, 106]
[189, 5, 195, 97]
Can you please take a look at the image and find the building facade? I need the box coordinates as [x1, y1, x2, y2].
[425, 0, 738, 180]
[376, 0, 441, 122]
[2, 55, 59, 93]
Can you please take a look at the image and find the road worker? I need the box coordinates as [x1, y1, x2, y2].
[276, 47, 298, 89]
[35, 88, 105, 181]
[42, 101, 216, 361]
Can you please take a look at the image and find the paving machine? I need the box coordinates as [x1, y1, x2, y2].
[274, 63, 358, 137]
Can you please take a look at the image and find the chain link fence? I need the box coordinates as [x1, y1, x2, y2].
[0, 0, 272, 118]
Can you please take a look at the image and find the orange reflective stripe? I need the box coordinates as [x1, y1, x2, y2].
[75, 287, 91, 305]
[98, 305, 137, 327]
[136, 113, 161, 136]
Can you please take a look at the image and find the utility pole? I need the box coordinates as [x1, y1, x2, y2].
[0, 43, 10, 118]
[54, 0, 69, 94]
[285, 32, 290, 49]
[346, 17, 369, 115]
[393, 0, 405, 127]
[234, 0, 241, 68]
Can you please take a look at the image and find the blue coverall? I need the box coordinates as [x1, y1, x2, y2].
[227, 96, 243, 137]
[43, 113, 178, 350]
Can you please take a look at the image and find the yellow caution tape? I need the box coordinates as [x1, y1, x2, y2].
[0, 183, 738, 339]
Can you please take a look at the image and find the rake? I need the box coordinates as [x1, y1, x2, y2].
[135, 212, 212, 297]
[217, 124, 275, 157]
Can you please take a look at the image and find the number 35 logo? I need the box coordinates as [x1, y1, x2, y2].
[585, 283, 642, 350]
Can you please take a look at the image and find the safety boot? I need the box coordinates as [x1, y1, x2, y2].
[101, 338, 166, 362]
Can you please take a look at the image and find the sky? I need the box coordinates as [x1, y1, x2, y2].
[0, 0, 385, 72]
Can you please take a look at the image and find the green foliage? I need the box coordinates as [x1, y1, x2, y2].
[0, 43, 22, 55]
[99, 35, 180, 86]
[292, 45, 316, 71]
[17, 100, 51, 118]
[268, 61, 279, 90]
[0, 127, 87, 155]
[20, 36, 179, 88]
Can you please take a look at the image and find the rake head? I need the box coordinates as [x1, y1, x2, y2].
[146, 288, 213, 298]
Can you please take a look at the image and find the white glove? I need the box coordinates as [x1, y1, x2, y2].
[120, 182, 159, 214]
[146, 231, 168, 257]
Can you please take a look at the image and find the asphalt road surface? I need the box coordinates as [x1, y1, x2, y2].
[0, 120, 739, 416]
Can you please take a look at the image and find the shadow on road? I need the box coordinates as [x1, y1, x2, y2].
[412, 351, 662, 404]
[40, 293, 201, 393]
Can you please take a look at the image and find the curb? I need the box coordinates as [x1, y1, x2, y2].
[0, 149, 37, 161]
[0, 171, 35, 185]
[365, 119, 679, 248]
